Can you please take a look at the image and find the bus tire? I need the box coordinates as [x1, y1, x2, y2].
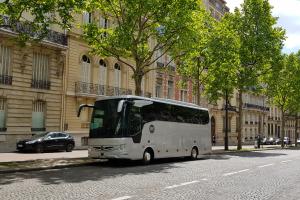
[191, 147, 198, 160]
[143, 148, 153, 165]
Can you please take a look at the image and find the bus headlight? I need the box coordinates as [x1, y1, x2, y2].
[119, 144, 126, 150]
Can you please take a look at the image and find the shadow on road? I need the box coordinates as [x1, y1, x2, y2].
[206, 151, 287, 160]
[0, 157, 193, 186]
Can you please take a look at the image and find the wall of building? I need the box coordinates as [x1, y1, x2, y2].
[0, 35, 65, 152]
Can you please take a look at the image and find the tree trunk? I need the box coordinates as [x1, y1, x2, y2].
[224, 90, 229, 150]
[237, 89, 243, 150]
[295, 114, 298, 147]
[281, 109, 285, 148]
[196, 58, 201, 106]
[134, 72, 143, 96]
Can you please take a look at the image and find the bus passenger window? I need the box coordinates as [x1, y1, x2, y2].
[128, 107, 142, 136]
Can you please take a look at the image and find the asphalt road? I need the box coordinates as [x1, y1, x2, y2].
[1, 149, 300, 200]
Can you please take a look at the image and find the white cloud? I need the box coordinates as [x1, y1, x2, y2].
[225, 0, 300, 53]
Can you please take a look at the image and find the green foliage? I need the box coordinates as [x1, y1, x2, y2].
[174, 5, 215, 101]
[205, 13, 240, 103]
[266, 53, 300, 113]
[234, 0, 285, 90]
[0, 0, 85, 44]
[82, 0, 206, 95]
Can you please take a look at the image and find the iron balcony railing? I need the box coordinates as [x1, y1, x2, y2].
[1, 15, 68, 46]
[243, 103, 270, 112]
[75, 82, 133, 97]
[31, 79, 51, 90]
[0, 75, 12, 85]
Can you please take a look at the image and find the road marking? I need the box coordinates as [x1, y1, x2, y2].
[223, 169, 250, 177]
[111, 196, 132, 200]
[165, 180, 200, 189]
[258, 163, 274, 168]
[281, 160, 292, 163]
[201, 178, 208, 181]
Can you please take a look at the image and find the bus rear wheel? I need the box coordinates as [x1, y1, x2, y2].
[191, 147, 198, 160]
[142, 149, 153, 165]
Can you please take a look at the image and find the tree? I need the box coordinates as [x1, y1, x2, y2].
[265, 53, 300, 148]
[174, 8, 214, 105]
[0, 0, 84, 44]
[205, 13, 240, 150]
[82, 0, 207, 95]
[230, 0, 285, 150]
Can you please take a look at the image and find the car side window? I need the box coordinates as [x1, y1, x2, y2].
[50, 133, 59, 138]
[58, 133, 66, 138]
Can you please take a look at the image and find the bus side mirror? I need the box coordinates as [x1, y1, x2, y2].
[77, 104, 95, 117]
[117, 100, 134, 112]
[117, 100, 125, 113]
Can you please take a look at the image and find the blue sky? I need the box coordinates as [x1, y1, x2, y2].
[225, 0, 300, 54]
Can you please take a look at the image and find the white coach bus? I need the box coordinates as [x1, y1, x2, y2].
[78, 95, 211, 164]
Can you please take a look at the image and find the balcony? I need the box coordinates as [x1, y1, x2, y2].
[0, 15, 68, 46]
[75, 82, 133, 97]
[243, 103, 270, 112]
[0, 75, 12, 85]
[222, 104, 237, 112]
[31, 79, 51, 90]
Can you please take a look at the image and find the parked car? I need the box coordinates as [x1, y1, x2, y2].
[17, 132, 75, 153]
[274, 138, 281, 145]
[263, 137, 275, 145]
[283, 137, 291, 145]
[297, 138, 300, 145]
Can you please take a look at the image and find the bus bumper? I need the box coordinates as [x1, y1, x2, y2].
[88, 146, 130, 159]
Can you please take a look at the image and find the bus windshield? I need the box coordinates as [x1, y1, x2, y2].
[90, 99, 123, 138]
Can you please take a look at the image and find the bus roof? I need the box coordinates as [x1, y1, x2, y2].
[96, 95, 208, 111]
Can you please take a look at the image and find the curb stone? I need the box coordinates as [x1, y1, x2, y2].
[0, 158, 102, 174]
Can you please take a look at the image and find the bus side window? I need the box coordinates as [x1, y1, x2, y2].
[199, 110, 209, 124]
[128, 106, 142, 136]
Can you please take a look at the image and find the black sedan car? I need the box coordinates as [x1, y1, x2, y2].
[17, 132, 75, 153]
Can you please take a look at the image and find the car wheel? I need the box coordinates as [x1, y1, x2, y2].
[191, 147, 198, 160]
[36, 144, 43, 153]
[66, 143, 74, 152]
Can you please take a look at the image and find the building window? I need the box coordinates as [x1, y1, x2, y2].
[32, 101, 46, 131]
[155, 84, 162, 98]
[99, 16, 109, 37]
[180, 90, 188, 102]
[83, 12, 92, 24]
[223, 116, 231, 132]
[167, 80, 174, 99]
[81, 55, 91, 83]
[114, 63, 121, 88]
[99, 59, 107, 85]
[0, 98, 7, 132]
[156, 48, 164, 66]
[32, 53, 50, 90]
[0, 44, 12, 85]
[114, 63, 121, 95]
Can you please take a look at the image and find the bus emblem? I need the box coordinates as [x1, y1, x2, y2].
[149, 125, 155, 133]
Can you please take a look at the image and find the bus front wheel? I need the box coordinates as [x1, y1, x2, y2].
[143, 149, 153, 165]
[191, 147, 198, 160]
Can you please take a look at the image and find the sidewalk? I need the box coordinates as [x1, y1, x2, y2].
[0, 145, 292, 174]
[0, 150, 88, 162]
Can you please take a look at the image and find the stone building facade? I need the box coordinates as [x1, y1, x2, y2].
[0, 16, 67, 152]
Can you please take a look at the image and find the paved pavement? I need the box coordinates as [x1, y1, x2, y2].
[1, 149, 300, 200]
[0, 150, 88, 162]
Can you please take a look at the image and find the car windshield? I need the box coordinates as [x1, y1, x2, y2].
[32, 132, 49, 139]
[90, 99, 123, 138]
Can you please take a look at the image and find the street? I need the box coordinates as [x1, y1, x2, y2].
[1, 149, 300, 200]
